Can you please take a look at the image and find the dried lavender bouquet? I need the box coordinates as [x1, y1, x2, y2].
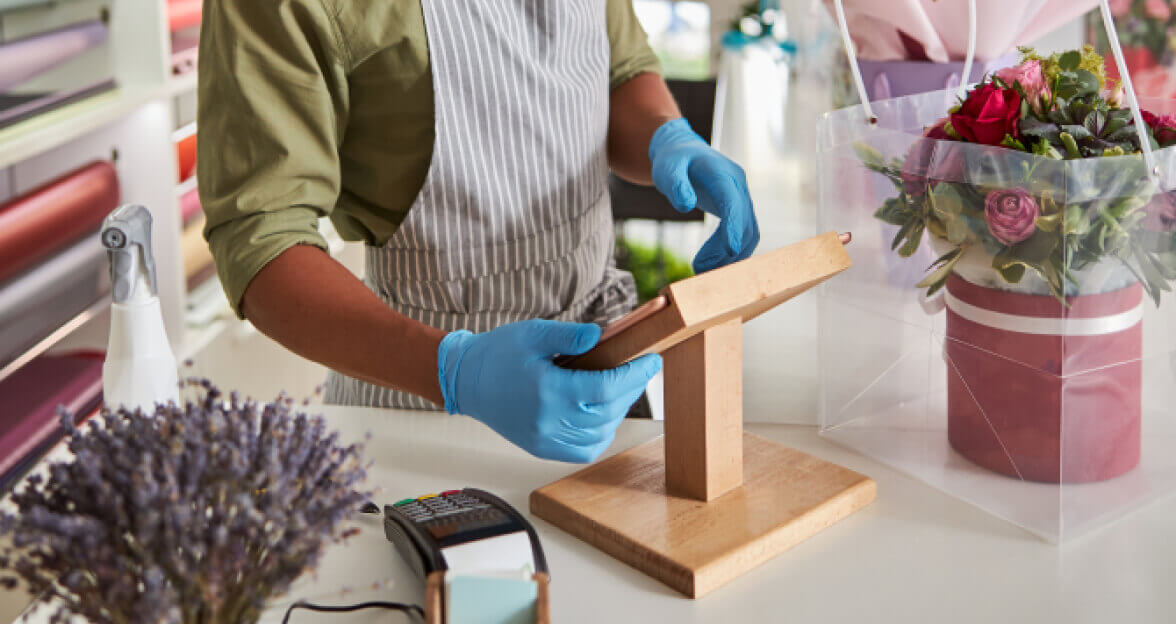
[0, 381, 369, 624]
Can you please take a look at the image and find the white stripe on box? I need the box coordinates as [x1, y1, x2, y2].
[944, 291, 1144, 337]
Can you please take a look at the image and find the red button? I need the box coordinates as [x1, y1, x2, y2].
[441, 489, 461, 496]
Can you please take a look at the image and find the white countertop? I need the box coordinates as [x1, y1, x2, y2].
[265, 407, 1174, 623]
[9, 405, 1175, 623]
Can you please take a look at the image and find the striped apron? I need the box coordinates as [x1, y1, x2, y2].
[325, 0, 636, 409]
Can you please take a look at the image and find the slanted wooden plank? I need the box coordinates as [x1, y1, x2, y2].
[565, 232, 851, 370]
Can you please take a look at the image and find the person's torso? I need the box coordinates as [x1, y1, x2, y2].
[324, 0, 617, 245]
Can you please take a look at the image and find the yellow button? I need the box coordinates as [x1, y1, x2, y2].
[418, 494, 438, 500]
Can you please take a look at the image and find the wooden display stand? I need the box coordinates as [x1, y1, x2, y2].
[530, 232, 876, 598]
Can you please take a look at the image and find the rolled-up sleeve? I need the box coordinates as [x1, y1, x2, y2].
[197, 0, 349, 318]
[606, 0, 662, 90]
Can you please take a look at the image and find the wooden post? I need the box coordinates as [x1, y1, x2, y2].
[663, 316, 743, 501]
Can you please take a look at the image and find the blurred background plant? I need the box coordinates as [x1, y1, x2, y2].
[1089, 0, 1176, 95]
[617, 237, 695, 302]
[0, 382, 369, 624]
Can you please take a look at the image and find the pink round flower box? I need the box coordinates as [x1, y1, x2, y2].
[944, 274, 1142, 484]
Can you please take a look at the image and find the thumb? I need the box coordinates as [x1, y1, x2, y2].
[586, 353, 663, 403]
[652, 156, 697, 213]
[525, 320, 601, 357]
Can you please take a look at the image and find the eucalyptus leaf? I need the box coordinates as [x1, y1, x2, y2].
[995, 262, 1027, 283]
[874, 197, 909, 226]
[853, 142, 886, 169]
[1035, 212, 1063, 232]
[1107, 195, 1145, 219]
[917, 247, 963, 291]
[897, 221, 925, 258]
[1074, 70, 1100, 97]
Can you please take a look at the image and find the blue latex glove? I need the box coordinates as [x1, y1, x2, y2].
[437, 320, 663, 463]
[649, 118, 760, 273]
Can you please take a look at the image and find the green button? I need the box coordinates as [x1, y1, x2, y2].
[393, 498, 416, 507]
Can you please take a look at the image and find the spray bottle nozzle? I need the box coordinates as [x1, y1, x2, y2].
[101, 205, 158, 304]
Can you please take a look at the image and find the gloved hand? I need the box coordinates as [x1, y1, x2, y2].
[437, 320, 662, 463]
[649, 118, 760, 273]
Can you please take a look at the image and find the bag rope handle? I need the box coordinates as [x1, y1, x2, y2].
[832, 0, 976, 124]
[1097, 0, 1159, 184]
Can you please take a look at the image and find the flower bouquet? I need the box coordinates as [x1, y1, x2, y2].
[845, 46, 1176, 484]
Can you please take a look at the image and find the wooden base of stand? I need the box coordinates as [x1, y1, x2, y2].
[530, 433, 876, 598]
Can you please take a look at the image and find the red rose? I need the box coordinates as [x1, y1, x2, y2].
[950, 84, 1021, 146]
[1141, 110, 1176, 146]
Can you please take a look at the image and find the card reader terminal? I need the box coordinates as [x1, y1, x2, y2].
[383, 488, 548, 580]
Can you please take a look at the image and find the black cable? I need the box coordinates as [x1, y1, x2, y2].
[281, 599, 424, 623]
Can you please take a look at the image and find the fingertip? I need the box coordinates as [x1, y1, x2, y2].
[674, 181, 697, 212]
[571, 323, 602, 354]
[635, 353, 663, 379]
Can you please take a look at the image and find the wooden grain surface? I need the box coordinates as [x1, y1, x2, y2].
[565, 232, 852, 370]
[663, 317, 743, 501]
[530, 433, 876, 598]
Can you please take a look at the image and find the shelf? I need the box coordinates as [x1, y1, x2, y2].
[0, 295, 109, 386]
[0, 85, 162, 170]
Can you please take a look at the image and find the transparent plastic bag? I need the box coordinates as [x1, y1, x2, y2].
[816, 87, 1176, 541]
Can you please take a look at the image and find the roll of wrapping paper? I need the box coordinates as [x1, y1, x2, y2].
[0, 20, 108, 92]
[176, 130, 197, 182]
[0, 0, 56, 11]
[0, 160, 119, 284]
[179, 186, 202, 224]
[0, 351, 103, 492]
[0, 234, 108, 364]
[168, 0, 202, 32]
[181, 214, 215, 287]
[0, 78, 115, 129]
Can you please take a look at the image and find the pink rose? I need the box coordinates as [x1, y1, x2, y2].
[1109, 0, 1132, 17]
[995, 60, 1051, 113]
[1145, 0, 1171, 21]
[985, 188, 1039, 245]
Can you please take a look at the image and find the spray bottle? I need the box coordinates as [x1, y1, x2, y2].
[101, 205, 179, 413]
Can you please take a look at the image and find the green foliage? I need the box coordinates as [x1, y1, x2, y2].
[851, 41, 1176, 305]
[1021, 94, 1147, 159]
[856, 137, 1176, 304]
[618, 237, 693, 302]
[1019, 44, 1108, 91]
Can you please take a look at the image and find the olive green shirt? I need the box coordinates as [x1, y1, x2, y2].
[196, 0, 660, 317]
